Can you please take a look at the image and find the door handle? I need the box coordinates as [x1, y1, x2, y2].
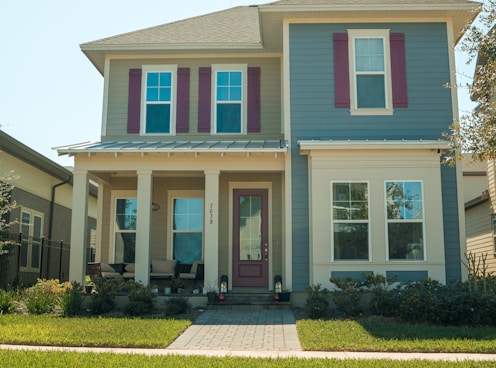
[264, 243, 268, 261]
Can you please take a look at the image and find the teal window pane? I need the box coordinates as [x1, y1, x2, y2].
[173, 233, 203, 264]
[230, 86, 242, 101]
[386, 182, 423, 220]
[217, 104, 241, 133]
[159, 87, 171, 102]
[230, 71, 242, 85]
[147, 87, 159, 102]
[159, 72, 171, 86]
[217, 86, 229, 101]
[334, 223, 369, 260]
[146, 104, 171, 133]
[217, 72, 229, 86]
[147, 72, 159, 86]
[356, 75, 385, 108]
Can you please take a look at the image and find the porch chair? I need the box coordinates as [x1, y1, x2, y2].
[178, 260, 204, 281]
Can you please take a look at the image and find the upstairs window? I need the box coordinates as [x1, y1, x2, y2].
[216, 71, 242, 133]
[141, 65, 177, 135]
[333, 30, 407, 114]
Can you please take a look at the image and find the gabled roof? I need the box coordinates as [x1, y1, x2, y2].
[81, 0, 480, 73]
[82, 7, 261, 48]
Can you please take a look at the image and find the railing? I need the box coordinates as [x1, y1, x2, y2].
[0, 231, 76, 289]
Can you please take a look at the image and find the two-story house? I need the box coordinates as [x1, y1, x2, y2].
[59, 0, 478, 297]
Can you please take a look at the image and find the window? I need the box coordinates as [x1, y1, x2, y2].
[349, 29, 392, 115]
[114, 197, 137, 263]
[331, 182, 369, 260]
[142, 65, 177, 134]
[386, 181, 424, 260]
[20, 209, 43, 272]
[334, 30, 407, 114]
[213, 65, 247, 134]
[172, 198, 203, 264]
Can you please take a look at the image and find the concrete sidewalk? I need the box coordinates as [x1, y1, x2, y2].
[2, 309, 496, 361]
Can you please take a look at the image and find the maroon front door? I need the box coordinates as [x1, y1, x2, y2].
[232, 189, 269, 287]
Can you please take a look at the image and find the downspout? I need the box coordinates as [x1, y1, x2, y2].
[42, 176, 72, 279]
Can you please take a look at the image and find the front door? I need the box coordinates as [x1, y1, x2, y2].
[232, 189, 268, 287]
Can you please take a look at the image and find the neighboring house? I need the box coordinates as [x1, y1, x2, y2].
[58, 0, 478, 295]
[463, 155, 496, 275]
[0, 130, 97, 285]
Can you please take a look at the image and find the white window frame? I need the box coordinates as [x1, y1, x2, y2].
[110, 191, 137, 263]
[348, 29, 393, 116]
[211, 64, 247, 135]
[167, 190, 205, 263]
[20, 208, 43, 272]
[385, 180, 426, 262]
[141, 64, 178, 136]
[330, 181, 371, 262]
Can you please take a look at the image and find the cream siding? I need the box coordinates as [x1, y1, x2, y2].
[465, 202, 496, 275]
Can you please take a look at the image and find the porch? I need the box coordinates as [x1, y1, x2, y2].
[61, 140, 292, 293]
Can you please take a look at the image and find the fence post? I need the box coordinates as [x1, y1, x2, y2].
[39, 236, 45, 279]
[15, 233, 22, 287]
[58, 240, 64, 281]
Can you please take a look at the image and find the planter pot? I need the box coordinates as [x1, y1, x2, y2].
[164, 287, 171, 295]
[279, 292, 291, 302]
[84, 285, 93, 294]
[207, 292, 217, 303]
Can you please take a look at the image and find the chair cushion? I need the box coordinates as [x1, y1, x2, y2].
[101, 271, 120, 278]
[100, 262, 115, 273]
[151, 259, 176, 274]
[125, 263, 135, 272]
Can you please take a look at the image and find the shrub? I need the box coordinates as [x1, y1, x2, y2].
[23, 279, 70, 315]
[305, 284, 330, 319]
[0, 289, 16, 314]
[60, 282, 83, 317]
[87, 276, 125, 315]
[124, 282, 157, 316]
[329, 277, 363, 317]
[164, 296, 190, 315]
[363, 272, 398, 317]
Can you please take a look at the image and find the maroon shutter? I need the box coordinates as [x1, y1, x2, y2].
[176, 67, 190, 133]
[198, 67, 212, 133]
[247, 67, 261, 133]
[333, 33, 350, 108]
[127, 68, 142, 133]
[390, 33, 408, 108]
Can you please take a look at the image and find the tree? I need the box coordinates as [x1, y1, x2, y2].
[447, 0, 496, 163]
[0, 166, 18, 253]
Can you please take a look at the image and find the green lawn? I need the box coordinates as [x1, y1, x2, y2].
[0, 314, 191, 348]
[0, 351, 495, 368]
[296, 318, 496, 353]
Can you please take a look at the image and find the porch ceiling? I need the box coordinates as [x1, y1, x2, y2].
[57, 140, 288, 156]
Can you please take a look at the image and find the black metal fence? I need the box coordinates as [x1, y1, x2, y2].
[0, 231, 72, 289]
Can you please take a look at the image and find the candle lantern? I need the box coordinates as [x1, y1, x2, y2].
[274, 275, 283, 293]
[220, 274, 228, 294]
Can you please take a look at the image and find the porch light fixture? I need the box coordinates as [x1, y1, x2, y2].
[274, 275, 282, 293]
[220, 275, 228, 294]
[152, 202, 160, 211]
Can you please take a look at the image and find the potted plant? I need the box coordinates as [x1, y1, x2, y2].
[84, 275, 94, 294]
[203, 281, 218, 303]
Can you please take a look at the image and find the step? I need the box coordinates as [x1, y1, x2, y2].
[207, 291, 292, 310]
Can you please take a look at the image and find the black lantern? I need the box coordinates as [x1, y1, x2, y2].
[220, 274, 228, 294]
[274, 275, 282, 293]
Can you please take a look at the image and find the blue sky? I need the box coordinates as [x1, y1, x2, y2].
[0, 1, 476, 167]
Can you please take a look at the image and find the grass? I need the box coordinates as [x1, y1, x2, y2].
[297, 318, 496, 353]
[0, 351, 495, 368]
[0, 314, 191, 348]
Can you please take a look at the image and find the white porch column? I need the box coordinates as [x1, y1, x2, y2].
[135, 170, 153, 284]
[204, 170, 220, 291]
[69, 170, 89, 284]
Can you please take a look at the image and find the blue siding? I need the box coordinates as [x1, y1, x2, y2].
[441, 165, 462, 282]
[289, 22, 461, 288]
[386, 271, 429, 282]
